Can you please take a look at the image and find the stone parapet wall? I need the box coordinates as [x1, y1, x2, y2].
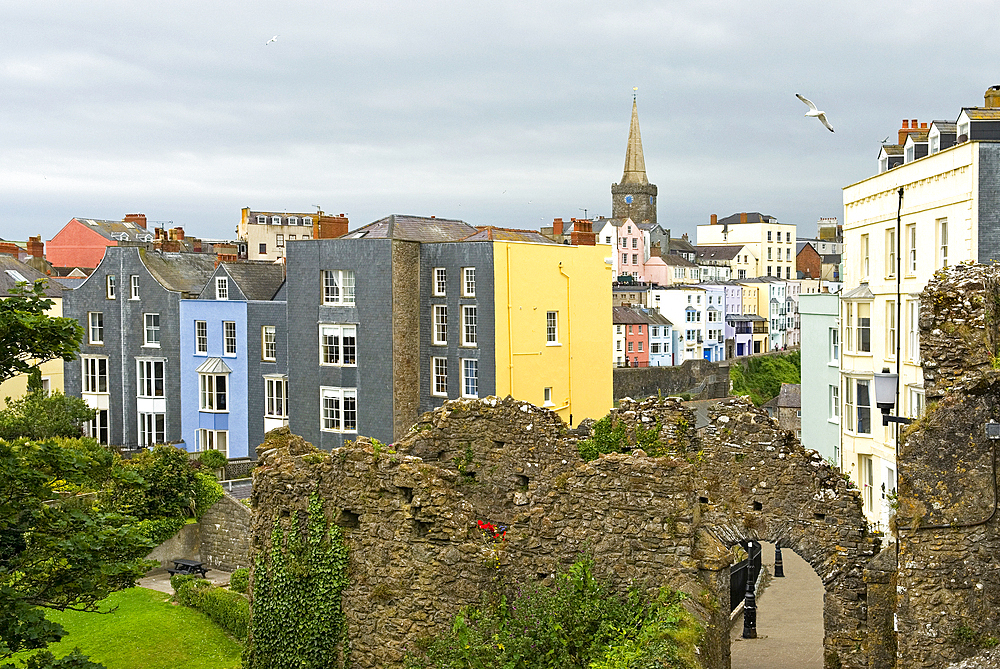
[199, 493, 252, 571]
[613, 358, 730, 401]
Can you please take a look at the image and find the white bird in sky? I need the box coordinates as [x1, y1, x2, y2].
[796, 93, 834, 133]
[265, 35, 279, 45]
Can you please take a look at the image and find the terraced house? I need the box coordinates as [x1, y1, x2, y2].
[285, 215, 612, 449]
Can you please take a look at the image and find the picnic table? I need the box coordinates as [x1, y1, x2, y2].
[167, 559, 208, 578]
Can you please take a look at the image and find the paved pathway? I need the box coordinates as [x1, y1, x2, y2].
[730, 542, 825, 669]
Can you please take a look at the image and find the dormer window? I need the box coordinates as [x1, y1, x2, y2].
[303, 217, 313, 225]
[271, 215, 281, 225]
[929, 129, 940, 154]
[288, 216, 298, 226]
[879, 155, 888, 173]
[958, 117, 970, 140]
[256, 215, 266, 224]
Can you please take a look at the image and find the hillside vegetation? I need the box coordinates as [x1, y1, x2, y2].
[729, 351, 801, 406]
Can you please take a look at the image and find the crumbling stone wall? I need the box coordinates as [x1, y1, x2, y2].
[251, 393, 875, 669]
[893, 264, 1000, 668]
[199, 492, 251, 571]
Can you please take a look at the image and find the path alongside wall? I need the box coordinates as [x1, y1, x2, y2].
[143, 493, 251, 573]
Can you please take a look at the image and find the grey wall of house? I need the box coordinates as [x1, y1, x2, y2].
[247, 299, 287, 457]
[418, 242, 496, 413]
[64, 247, 185, 447]
[977, 143, 1000, 265]
[286, 239, 395, 449]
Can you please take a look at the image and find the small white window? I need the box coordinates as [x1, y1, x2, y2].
[434, 268, 447, 296]
[303, 216, 313, 226]
[432, 357, 448, 396]
[88, 312, 104, 344]
[271, 215, 281, 225]
[322, 270, 356, 306]
[195, 321, 208, 354]
[82, 356, 109, 394]
[276, 234, 284, 248]
[320, 324, 357, 366]
[543, 387, 553, 406]
[433, 306, 448, 345]
[462, 306, 477, 347]
[321, 387, 358, 432]
[198, 429, 228, 458]
[106, 275, 116, 299]
[262, 326, 276, 361]
[130, 275, 140, 300]
[546, 311, 558, 344]
[265, 376, 288, 418]
[224, 321, 237, 355]
[199, 372, 228, 412]
[256, 215, 267, 224]
[463, 267, 476, 297]
[143, 313, 160, 347]
[462, 359, 478, 398]
[216, 277, 229, 300]
[288, 216, 298, 226]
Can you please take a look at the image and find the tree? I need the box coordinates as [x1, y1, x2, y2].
[0, 438, 157, 661]
[0, 390, 95, 441]
[0, 280, 83, 385]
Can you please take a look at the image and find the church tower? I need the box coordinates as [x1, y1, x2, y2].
[611, 98, 657, 225]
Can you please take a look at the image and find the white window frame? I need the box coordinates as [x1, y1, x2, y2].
[546, 311, 559, 345]
[136, 359, 164, 398]
[433, 267, 447, 296]
[829, 384, 839, 423]
[130, 275, 140, 300]
[433, 305, 448, 345]
[830, 327, 839, 363]
[106, 275, 116, 299]
[938, 218, 949, 268]
[322, 270, 356, 306]
[908, 299, 920, 363]
[908, 386, 925, 420]
[265, 376, 288, 419]
[276, 234, 284, 248]
[199, 372, 229, 412]
[462, 306, 477, 347]
[886, 228, 896, 278]
[215, 277, 228, 300]
[85, 409, 109, 444]
[262, 325, 276, 361]
[907, 223, 917, 275]
[886, 301, 896, 359]
[463, 267, 476, 297]
[224, 321, 237, 356]
[271, 215, 281, 225]
[82, 356, 108, 394]
[256, 215, 266, 224]
[195, 321, 208, 355]
[143, 313, 160, 347]
[320, 386, 358, 433]
[432, 357, 448, 396]
[139, 412, 165, 448]
[319, 324, 357, 366]
[861, 234, 870, 279]
[856, 302, 871, 353]
[288, 216, 298, 226]
[462, 358, 478, 398]
[88, 312, 104, 344]
[198, 428, 228, 458]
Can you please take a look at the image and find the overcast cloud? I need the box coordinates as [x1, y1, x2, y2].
[3, 0, 999, 242]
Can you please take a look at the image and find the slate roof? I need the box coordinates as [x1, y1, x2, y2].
[220, 262, 286, 301]
[963, 108, 1000, 121]
[669, 237, 697, 254]
[196, 357, 233, 375]
[613, 305, 671, 326]
[821, 254, 841, 264]
[696, 245, 742, 261]
[775, 383, 801, 409]
[345, 215, 475, 242]
[0, 254, 62, 297]
[464, 227, 557, 244]
[648, 253, 698, 267]
[880, 144, 903, 156]
[726, 313, 766, 322]
[930, 120, 957, 133]
[716, 212, 777, 225]
[72, 217, 155, 243]
[904, 131, 929, 143]
[139, 249, 218, 297]
[841, 283, 874, 300]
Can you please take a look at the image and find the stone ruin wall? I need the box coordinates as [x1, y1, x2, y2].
[250, 392, 877, 669]
[895, 264, 1000, 668]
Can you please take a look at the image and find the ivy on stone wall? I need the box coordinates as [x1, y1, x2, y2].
[242, 493, 350, 669]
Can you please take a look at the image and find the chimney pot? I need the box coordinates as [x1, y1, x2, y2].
[124, 213, 147, 229]
[921, 122, 927, 129]
[740, 212, 747, 224]
[711, 214, 718, 225]
[911, 119, 918, 127]
[902, 120, 909, 129]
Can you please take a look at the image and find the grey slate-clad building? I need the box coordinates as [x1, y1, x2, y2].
[64, 246, 216, 447]
[285, 215, 497, 449]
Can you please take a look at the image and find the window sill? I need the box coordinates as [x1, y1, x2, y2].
[89, 342, 105, 346]
[828, 418, 840, 425]
[199, 409, 230, 414]
[431, 342, 448, 347]
[321, 429, 358, 434]
[546, 342, 562, 347]
[143, 344, 161, 349]
[460, 343, 478, 349]
[261, 358, 277, 363]
[195, 352, 208, 356]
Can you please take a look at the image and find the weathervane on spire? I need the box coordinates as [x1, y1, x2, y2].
[633, 86, 637, 102]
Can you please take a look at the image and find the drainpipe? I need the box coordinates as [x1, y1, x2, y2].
[506, 243, 514, 396]
[559, 261, 572, 423]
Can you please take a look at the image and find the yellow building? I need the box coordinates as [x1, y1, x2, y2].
[492, 239, 613, 425]
[0, 255, 67, 405]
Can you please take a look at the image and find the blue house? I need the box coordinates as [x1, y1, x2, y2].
[179, 262, 286, 460]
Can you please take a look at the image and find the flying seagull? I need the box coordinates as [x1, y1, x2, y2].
[265, 35, 279, 45]
[796, 94, 834, 132]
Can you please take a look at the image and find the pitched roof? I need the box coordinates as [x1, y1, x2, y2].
[696, 245, 742, 261]
[842, 283, 874, 300]
[648, 253, 698, 268]
[717, 212, 778, 226]
[196, 357, 233, 375]
[220, 262, 286, 301]
[620, 99, 648, 186]
[139, 249, 218, 297]
[930, 120, 956, 133]
[773, 383, 801, 409]
[345, 215, 475, 243]
[821, 254, 841, 264]
[962, 108, 1000, 121]
[670, 237, 697, 253]
[613, 305, 652, 324]
[0, 254, 62, 297]
[463, 227, 557, 244]
[71, 217, 155, 243]
[880, 144, 903, 156]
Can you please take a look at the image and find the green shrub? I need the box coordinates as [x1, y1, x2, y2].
[111, 445, 200, 519]
[174, 579, 249, 642]
[198, 449, 228, 470]
[405, 556, 702, 669]
[192, 471, 224, 519]
[135, 516, 186, 546]
[730, 351, 800, 406]
[229, 568, 249, 594]
[170, 573, 203, 594]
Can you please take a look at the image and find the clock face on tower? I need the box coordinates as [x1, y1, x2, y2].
[625, 195, 633, 204]
[649, 196, 655, 204]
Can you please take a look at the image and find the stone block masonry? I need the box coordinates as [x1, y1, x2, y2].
[199, 493, 251, 571]
[250, 391, 877, 669]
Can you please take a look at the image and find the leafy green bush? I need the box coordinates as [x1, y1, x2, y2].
[730, 351, 800, 406]
[198, 449, 228, 471]
[192, 471, 224, 519]
[405, 557, 702, 669]
[135, 516, 187, 546]
[0, 390, 96, 441]
[170, 573, 202, 594]
[578, 416, 628, 461]
[229, 568, 249, 594]
[111, 446, 200, 519]
[176, 580, 249, 642]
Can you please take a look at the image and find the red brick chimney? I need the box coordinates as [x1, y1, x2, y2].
[552, 218, 564, 236]
[317, 214, 349, 240]
[986, 86, 1000, 109]
[124, 213, 147, 229]
[173, 227, 185, 241]
[27, 236, 44, 258]
[740, 212, 747, 224]
[710, 214, 717, 225]
[898, 119, 927, 145]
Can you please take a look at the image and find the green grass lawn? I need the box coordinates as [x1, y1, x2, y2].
[7, 588, 243, 669]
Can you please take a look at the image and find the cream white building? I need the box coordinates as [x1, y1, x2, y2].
[697, 212, 798, 280]
[840, 85, 1000, 530]
[238, 209, 349, 261]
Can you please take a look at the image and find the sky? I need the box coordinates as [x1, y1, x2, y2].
[3, 0, 999, 244]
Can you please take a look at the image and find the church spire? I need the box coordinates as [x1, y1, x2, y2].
[621, 97, 648, 185]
